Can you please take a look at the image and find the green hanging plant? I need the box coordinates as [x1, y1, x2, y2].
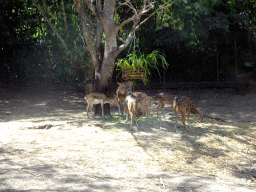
[115, 50, 168, 85]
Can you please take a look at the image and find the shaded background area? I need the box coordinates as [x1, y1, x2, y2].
[1, 0, 256, 91]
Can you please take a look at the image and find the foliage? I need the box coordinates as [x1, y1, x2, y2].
[8, 0, 93, 85]
[0, 0, 42, 84]
[135, 0, 256, 81]
[115, 50, 168, 84]
[1, 0, 256, 86]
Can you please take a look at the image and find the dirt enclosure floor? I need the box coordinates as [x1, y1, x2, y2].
[0, 85, 256, 191]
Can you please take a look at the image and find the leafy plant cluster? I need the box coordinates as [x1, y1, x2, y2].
[115, 50, 168, 84]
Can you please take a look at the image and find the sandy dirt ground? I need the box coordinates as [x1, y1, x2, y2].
[0, 85, 256, 191]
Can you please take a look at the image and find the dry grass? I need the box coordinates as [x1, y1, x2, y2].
[97, 110, 256, 186]
[1, 88, 256, 189]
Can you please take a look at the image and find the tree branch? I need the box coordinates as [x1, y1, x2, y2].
[74, 0, 101, 73]
[116, 17, 140, 55]
[125, 0, 137, 15]
[116, 0, 176, 55]
[136, 0, 176, 30]
[117, 36, 125, 43]
[61, 0, 68, 31]
[116, 0, 152, 33]
[83, 0, 101, 19]
[96, 0, 103, 52]
[33, 0, 69, 52]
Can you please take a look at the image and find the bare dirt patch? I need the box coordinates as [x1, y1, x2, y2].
[0, 85, 256, 191]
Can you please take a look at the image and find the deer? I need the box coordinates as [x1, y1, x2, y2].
[155, 93, 175, 118]
[132, 91, 148, 115]
[84, 93, 120, 118]
[172, 96, 204, 132]
[116, 81, 134, 116]
[145, 96, 154, 116]
[124, 88, 139, 130]
[136, 95, 153, 117]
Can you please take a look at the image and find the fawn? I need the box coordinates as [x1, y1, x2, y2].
[84, 93, 119, 118]
[116, 81, 134, 116]
[137, 96, 153, 117]
[145, 96, 153, 116]
[155, 93, 175, 117]
[133, 91, 148, 116]
[124, 88, 139, 130]
[173, 96, 203, 132]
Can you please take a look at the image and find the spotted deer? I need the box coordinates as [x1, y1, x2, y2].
[116, 81, 134, 116]
[124, 88, 139, 130]
[145, 96, 153, 116]
[132, 91, 148, 115]
[84, 93, 119, 118]
[137, 95, 153, 117]
[173, 96, 203, 132]
[155, 93, 175, 117]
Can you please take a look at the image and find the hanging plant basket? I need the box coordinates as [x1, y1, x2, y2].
[122, 67, 147, 82]
[115, 50, 168, 85]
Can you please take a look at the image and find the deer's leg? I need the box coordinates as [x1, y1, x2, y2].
[129, 106, 133, 129]
[145, 102, 149, 117]
[86, 104, 90, 118]
[157, 103, 161, 117]
[130, 114, 133, 129]
[187, 110, 191, 129]
[101, 101, 104, 118]
[89, 104, 93, 118]
[146, 107, 149, 118]
[131, 108, 139, 130]
[134, 113, 139, 129]
[92, 104, 97, 118]
[125, 107, 129, 123]
[157, 102, 165, 117]
[141, 103, 147, 117]
[124, 107, 127, 116]
[161, 103, 166, 117]
[118, 106, 121, 116]
[181, 110, 189, 132]
[148, 102, 152, 116]
[175, 112, 178, 132]
[121, 100, 125, 116]
[118, 101, 122, 116]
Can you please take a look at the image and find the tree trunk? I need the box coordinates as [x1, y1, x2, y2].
[94, 44, 117, 116]
[94, 0, 117, 116]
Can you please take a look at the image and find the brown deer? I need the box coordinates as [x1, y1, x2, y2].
[132, 91, 148, 116]
[155, 93, 175, 117]
[116, 81, 134, 116]
[124, 88, 139, 130]
[136, 95, 153, 117]
[173, 96, 203, 132]
[145, 96, 154, 116]
[84, 93, 119, 118]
